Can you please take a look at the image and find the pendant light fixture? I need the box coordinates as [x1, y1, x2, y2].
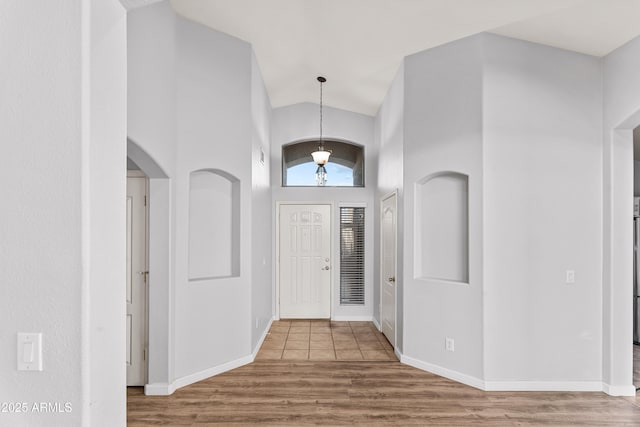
[311, 76, 331, 186]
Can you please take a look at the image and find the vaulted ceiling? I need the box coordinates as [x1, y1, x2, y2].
[170, 0, 640, 116]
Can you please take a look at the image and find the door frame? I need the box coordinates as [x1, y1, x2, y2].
[127, 169, 149, 385]
[275, 201, 334, 320]
[380, 190, 398, 349]
[128, 139, 173, 394]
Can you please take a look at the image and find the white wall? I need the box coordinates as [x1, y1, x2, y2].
[128, 2, 176, 176]
[251, 52, 273, 349]
[0, 3, 84, 425]
[374, 64, 405, 349]
[271, 104, 376, 320]
[89, 0, 128, 424]
[0, 0, 127, 425]
[483, 34, 603, 385]
[402, 35, 485, 381]
[128, 2, 269, 392]
[395, 33, 615, 392]
[128, 0, 177, 391]
[173, 12, 253, 379]
[602, 35, 640, 394]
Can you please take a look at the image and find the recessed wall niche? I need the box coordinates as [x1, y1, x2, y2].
[415, 172, 469, 283]
[188, 169, 240, 281]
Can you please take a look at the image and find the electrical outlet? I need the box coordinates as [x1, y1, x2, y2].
[445, 338, 455, 352]
[566, 270, 575, 284]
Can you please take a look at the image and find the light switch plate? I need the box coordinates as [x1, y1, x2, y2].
[445, 337, 455, 352]
[17, 333, 42, 371]
[566, 270, 575, 284]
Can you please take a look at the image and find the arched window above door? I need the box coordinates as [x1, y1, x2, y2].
[282, 140, 365, 187]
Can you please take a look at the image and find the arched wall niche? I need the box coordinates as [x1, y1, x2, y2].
[188, 168, 240, 281]
[414, 171, 469, 284]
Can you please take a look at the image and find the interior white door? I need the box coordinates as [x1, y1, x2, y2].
[126, 175, 148, 386]
[381, 193, 397, 346]
[279, 204, 331, 318]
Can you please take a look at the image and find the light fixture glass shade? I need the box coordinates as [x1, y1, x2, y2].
[311, 149, 331, 166]
[316, 165, 328, 186]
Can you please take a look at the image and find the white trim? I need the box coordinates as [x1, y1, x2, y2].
[400, 353, 630, 395]
[372, 317, 381, 331]
[174, 355, 254, 391]
[484, 381, 602, 392]
[145, 354, 254, 395]
[394, 347, 402, 361]
[401, 354, 485, 390]
[338, 201, 367, 208]
[380, 190, 398, 348]
[251, 317, 275, 359]
[144, 382, 176, 396]
[144, 317, 276, 397]
[602, 383, 637, 396]
[331, 315, 373, 322]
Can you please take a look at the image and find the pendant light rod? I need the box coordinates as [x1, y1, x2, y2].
[312, 76, 330, 186]
[318, 76, 326, 148]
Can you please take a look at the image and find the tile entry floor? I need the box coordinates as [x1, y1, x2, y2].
[256, 320, 397, 361]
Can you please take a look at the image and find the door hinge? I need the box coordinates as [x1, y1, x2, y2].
[138, 271, 149, 283]
[143, 349, 147, 361]
[144, 196, 147, 206]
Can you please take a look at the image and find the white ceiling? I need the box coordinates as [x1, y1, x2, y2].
[170, 0, 640, 116]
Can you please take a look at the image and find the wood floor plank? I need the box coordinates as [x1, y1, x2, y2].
[128, 360, 640, 425]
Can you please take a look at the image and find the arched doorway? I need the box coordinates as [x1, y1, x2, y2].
[127, 139, 174, 394]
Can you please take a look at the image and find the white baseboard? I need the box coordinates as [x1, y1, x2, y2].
[400, 353, 628, 395]
[484, 381, 602, 392]
[401, 355, 485, 390]
[144, 382, 176, 396]
[145, 317, 276, 396]
[251, 317, 275, 359]
[145, 356, 254, 396]
[372, 317, 381, 331]
[602, 382, 637, 396]
[331, 315, 373, 322]
[173, 355, 254, 391]
[394, 347, 402, 361]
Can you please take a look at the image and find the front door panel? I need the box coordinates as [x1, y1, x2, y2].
[279, 204, 331, 318]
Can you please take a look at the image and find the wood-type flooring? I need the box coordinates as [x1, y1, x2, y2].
[127, 326, 640, 426]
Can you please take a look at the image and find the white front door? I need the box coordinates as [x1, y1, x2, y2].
[126, 174, 148, 386]
[279, 204, 331, 318]
[381, 192, 397, 346]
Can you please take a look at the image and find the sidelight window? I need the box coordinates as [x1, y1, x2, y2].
[339, 207, 365, 305]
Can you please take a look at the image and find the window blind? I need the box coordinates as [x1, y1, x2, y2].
[340, 207, 365, 305]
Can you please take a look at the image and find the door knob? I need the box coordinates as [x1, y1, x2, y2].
[323, 266, 330, 270]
